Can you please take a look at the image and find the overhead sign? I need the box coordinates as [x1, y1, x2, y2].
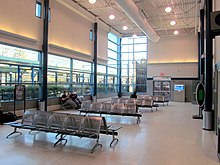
[196, 82, 205, 107]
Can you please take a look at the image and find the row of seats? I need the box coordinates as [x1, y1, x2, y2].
[6, 110, 121, 153]
[79, 102, 142, 123]
[112, 95, 167, 104]
[111, 97, 157, 112]
[137, 95, 169, 106]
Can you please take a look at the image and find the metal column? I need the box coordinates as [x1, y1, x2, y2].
[70, 59, 73, 92]
[203, 0, 214, 130]
[198, 32, 201, 80]
[200, 9, 205, 83]
[193, 9, 205, 120]
[93, 23, 98, 102]
[118, 38, 122, 98]
[42, 0, 49, 111]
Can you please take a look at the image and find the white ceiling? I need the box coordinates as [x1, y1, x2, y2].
[66, 0, 201, 38]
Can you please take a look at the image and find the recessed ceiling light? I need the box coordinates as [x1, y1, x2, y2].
[174, 30, 179, 35]
[123, 26, 128, 30]
[165, 7, 172, 13]
[89, 0, 96, 4]
[109, 14, 115, 20]
[170, 20, 176, 26]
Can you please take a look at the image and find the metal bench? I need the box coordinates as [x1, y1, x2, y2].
[79, 102, 142, 123]
[6, 111, 121, 153]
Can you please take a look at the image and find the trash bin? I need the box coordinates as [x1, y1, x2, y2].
[38, 100, 45, 111]
[203, 110, 213, 130]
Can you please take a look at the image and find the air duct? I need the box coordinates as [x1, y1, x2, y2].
[115, 0, 160, 42]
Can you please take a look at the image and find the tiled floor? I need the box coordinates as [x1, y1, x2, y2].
[0, 102, 219, 165]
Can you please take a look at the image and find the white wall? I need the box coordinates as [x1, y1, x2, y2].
[148, 63, 198, 78]
[0, 0, 109, 63]
[49, 0, 93, 61]
[148, 35, 198, 63]
[215, 0, 220, 10]
[0, 0, 43, 50]
[97, 27, 108, 65]
[148, 34, 198, 78]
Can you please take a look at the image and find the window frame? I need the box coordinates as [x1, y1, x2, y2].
[35, 1, 42, 18]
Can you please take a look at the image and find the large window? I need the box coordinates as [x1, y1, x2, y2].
[0, 34, 147, 101]
[0, 44, 41, 100]
[48, 54, 70, 97]
[48, 55, 92, 96]
[97, 64, 106, 93]
[72, 60, 92, 95]
[106, 33, 120, 94]
[0, 42, 93, 101]
[121, 36, 148, 93]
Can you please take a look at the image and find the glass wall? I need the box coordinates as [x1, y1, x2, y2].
[48, 54, 92, 96]
[0, 43, 41, 100]
[97, 64, 106, 93]
[121, 36, 148, 93]
[0, 43, 93, 101]
[0, 34, 146, 100]
[107, 33, 119, 94]
[48, 54, 71, 97]
[72, 59, 92, 95]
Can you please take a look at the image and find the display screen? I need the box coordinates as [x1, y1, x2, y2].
[174, 85, 184, 91]
[198, 90, 204, 101]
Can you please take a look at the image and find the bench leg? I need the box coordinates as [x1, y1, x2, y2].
[54, 134, 67, 147]
[110, 133, 119, 147]
[55, 133, 67, 139]
[55, 133, 60, 139]
[6, 127, 22, 138]
[91, 139, 102, 153]
[137, 117, 141, 124]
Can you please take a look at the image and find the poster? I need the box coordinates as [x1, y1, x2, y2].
[15, 85, 25, 101]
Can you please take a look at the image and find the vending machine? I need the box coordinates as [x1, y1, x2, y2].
[153, 76, 171, 101]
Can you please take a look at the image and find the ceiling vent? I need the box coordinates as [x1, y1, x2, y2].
[115, 0, 160, 42]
